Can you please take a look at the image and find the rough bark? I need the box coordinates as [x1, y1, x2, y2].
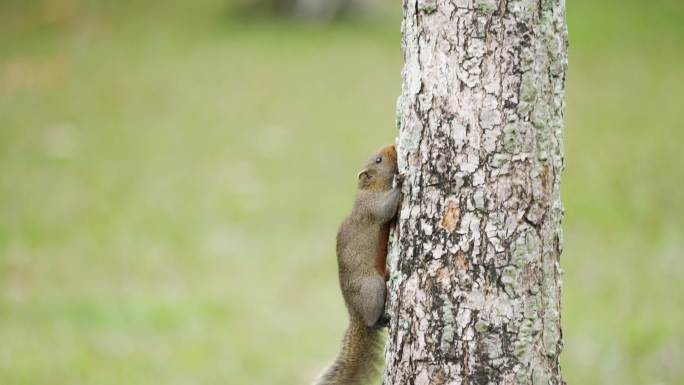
[384, 0, 568, 384]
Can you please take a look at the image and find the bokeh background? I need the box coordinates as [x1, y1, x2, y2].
[1, 0, 682, 384]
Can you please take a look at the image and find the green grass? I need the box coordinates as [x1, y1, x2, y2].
[1, 1, 682, 384]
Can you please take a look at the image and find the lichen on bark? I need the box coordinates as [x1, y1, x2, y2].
[384, 0, 568, 384]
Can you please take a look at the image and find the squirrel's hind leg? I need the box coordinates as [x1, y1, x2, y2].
[352, 275, 386, 327]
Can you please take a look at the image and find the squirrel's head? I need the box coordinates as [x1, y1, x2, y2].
[357, 144, 398, 191]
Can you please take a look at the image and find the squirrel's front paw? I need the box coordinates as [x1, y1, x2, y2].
[393, 173, 405, 189]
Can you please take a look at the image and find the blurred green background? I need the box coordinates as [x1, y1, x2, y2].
[1, 0, 682, 384]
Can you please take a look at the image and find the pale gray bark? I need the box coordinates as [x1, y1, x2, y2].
[384, 0, 568, 384]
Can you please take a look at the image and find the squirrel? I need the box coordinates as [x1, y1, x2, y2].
[313, 144, 401, 385]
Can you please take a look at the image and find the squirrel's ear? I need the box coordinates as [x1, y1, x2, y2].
[357, 168, 376, 181]
[357, 169, 376, 188]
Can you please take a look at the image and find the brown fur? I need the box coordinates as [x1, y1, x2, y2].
[375, 223, 390, 281]
[312, 318, 384, 385]
[313, 144, 400, 385]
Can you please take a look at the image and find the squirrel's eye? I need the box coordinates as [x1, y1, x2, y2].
[375, 157, 382, 164]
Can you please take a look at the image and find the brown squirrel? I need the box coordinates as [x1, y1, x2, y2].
[313, 144, 401, 385]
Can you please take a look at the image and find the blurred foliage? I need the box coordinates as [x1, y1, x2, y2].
[0, 0, 683, 384]
[234, 0, 381, 21]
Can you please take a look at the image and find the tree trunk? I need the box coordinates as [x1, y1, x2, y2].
[384, 0, 568, 384]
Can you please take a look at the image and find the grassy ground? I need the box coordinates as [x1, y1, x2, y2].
[1, 0, 682, 384]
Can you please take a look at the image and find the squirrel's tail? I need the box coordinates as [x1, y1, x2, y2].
[312, 317, 383, 385]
